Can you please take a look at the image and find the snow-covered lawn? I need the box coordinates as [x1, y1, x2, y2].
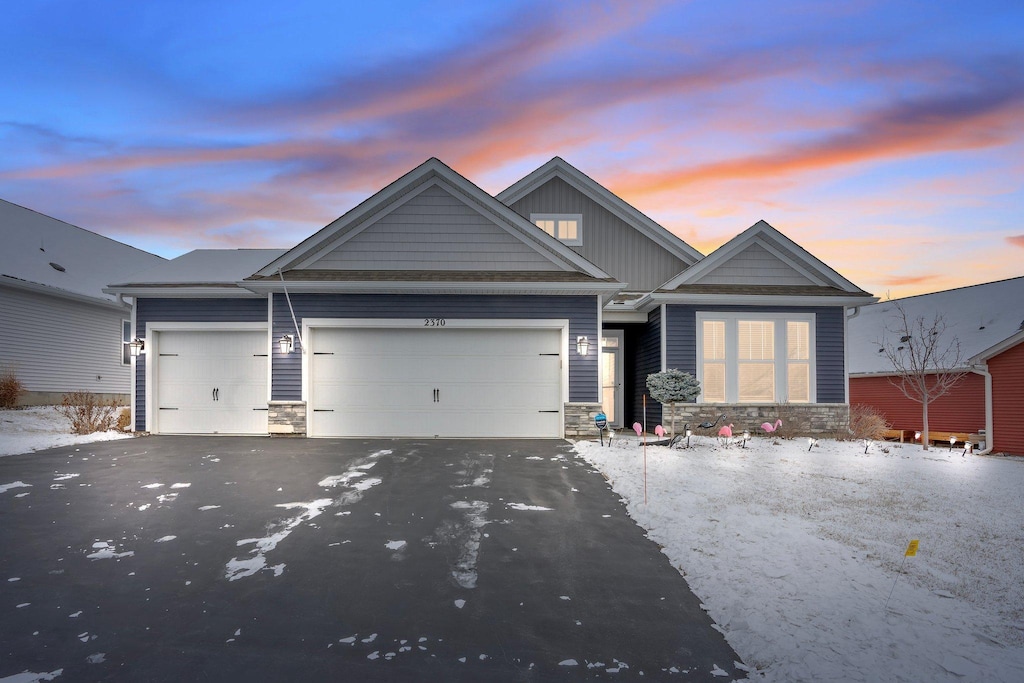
[0, 406, 132, 457]
[576, 436, 1024, 683]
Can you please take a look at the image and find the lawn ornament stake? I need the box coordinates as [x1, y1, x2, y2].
[595, 412, 608, 446]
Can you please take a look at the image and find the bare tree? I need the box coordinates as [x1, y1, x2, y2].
[878, 301, 967, 450]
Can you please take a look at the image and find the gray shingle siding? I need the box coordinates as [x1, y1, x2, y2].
[663, 305, 846, 404]
[634, 307, 663, 427]
[134, 298, 269, 431]
[272, 294, 599, 403]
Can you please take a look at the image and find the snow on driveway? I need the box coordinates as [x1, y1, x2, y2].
[576, 437, 1024, 683]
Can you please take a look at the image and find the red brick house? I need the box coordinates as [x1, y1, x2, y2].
[848, 277, 1024, 456]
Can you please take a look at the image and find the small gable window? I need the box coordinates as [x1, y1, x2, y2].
[121, 320, 132, 366]
[531, 213, 582, 246]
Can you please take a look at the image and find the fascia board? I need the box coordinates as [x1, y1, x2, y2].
[5, 276, 128, 311]
[103, 286, 265, 298]
[240, 280, 623, 296]
[498, 159, 703, 265]
[645, 293, 878, 307]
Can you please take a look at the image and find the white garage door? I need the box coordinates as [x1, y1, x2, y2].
[154, 330, 268, 435]
[309, 327, 563, 438]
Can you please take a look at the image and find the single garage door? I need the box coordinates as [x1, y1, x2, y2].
[154, 330, 268, 434]
[309, 327, 563, 438]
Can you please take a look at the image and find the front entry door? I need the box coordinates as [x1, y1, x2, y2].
[601, 332, 624, 428]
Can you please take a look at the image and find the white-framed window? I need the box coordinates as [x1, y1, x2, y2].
[531, 213, 582, 246]
[696, 312, 815, 403]
[121, 320, 132, 365]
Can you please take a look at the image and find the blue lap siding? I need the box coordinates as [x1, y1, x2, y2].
[663, 305, 846, 403]
[272, 293, 599, 404]
[633, 306, 663, 427]
[134, 298, 269, 431]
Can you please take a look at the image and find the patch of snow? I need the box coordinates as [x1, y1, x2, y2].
[385, 540, 407, 551]
[85, 541, 133, 560]
[68, 611, 82, 618]
[52, 473, 79, 481]
[197, 505, 220, 511]
[141, 483, 163, 489]
[1, 481, 31, 494]
[0, 670, 64, 682]
[154, 536, 176, 543]
[156, 493, 177, 503]
[361, 633, 377, 643]
[137, 504, 150, 511]
[435, 500, 489, 589]
[506, 503, 554, 511]
[454, 599, 466, 609]
[558, 659, 578, 666]
[0, 406, 131, 457]
[576, 438, 1024, 683]
[225, 499, 332, 581]
[170, 483, 190, 489]
[85, 654, 105, 664]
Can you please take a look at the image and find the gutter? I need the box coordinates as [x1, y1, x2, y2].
[969, 364, 995, 455]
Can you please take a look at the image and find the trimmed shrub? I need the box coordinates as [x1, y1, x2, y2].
[58, 391, 118, 435]
[0, 368, 24, 409]
[646, 369, 702, 438]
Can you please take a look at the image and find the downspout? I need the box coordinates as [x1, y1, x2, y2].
[971, 364, 994, 455]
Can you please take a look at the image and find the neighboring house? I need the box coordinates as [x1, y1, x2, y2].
[106, 157, 875, 438]
[848, 277, 1024, 456]
[0, 199, 165, 406]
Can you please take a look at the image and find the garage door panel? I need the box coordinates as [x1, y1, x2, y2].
[310, 326, 563, 438]
[155, 330, 268, 435]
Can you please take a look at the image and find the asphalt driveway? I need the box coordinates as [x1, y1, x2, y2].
[1, 437, 744, 681]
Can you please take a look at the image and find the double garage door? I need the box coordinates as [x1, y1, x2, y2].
[151, 326, 564, 438]
[309, 326, 563, 438]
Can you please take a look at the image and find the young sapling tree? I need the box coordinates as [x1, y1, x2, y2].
[878, 301, 967, 451]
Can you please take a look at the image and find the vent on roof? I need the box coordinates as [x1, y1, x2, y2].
[49, 262, 66, 272]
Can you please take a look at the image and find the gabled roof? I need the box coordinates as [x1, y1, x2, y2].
[0, 198, 164, 306]
[659, 220, 870, 295]
[255, 158, 612, 281]
[849, 276, 1024, 375]
[496, 157, 703, 266]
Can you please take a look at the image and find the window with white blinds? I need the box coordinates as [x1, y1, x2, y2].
[697, 314, 815, 403]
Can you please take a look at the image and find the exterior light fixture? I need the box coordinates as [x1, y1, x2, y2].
[128, 338, 145, 357]
[808, 437, 818, 451]
[914, 431, 922, 441]
[576, 336, 590, 356]
[742, 431, 750, 448]
[949, 435, 956, 451]
[279, 334, 294, 355]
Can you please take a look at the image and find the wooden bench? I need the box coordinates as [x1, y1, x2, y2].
[882, 429, 973, 446]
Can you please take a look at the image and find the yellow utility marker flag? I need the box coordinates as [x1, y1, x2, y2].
[905, 540, 919, 557]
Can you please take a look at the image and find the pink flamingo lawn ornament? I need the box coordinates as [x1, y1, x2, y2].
[718, 423, 734, 438]
[654, 425, 666, 438]
[632, 422, 643, 437]
[761, 419, 782, 434]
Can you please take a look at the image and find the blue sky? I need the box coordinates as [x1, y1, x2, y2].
[2, 0, 1022, 297]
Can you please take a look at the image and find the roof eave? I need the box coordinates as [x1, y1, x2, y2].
[4, 275, 128, 310]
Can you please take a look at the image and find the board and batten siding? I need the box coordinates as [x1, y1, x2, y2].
[633, 307, 663, 427]
[988, 341, 1024, 455]
[312, 185, 560, 272]
[665, 305, 847, 404]
[134, 298, 269, 431]
[272, 293, 598, 404]
[0, 284, 130, 395]
[507, 176, 688, 291]
[690, 242, 815, 286]
[849, 374, 985, 435]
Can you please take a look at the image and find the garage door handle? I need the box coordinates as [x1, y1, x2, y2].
[539, 353, 559, 356]
[159, 407, 178, 410]
[313, 409, 334, 412]
[538, 410, 559, 413]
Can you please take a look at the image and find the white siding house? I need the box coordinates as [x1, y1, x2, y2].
[0, 199, 165, 405]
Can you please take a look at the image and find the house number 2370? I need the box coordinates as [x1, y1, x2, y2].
[424, 318, 446, 327]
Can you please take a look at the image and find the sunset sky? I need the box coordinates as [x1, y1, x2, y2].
[2, 0, 1022, 298]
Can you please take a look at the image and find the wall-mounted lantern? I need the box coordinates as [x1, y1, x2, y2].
[576, 336, 590, 356]
[279, 334, 294, 355]
[128, 338, 145, 357]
